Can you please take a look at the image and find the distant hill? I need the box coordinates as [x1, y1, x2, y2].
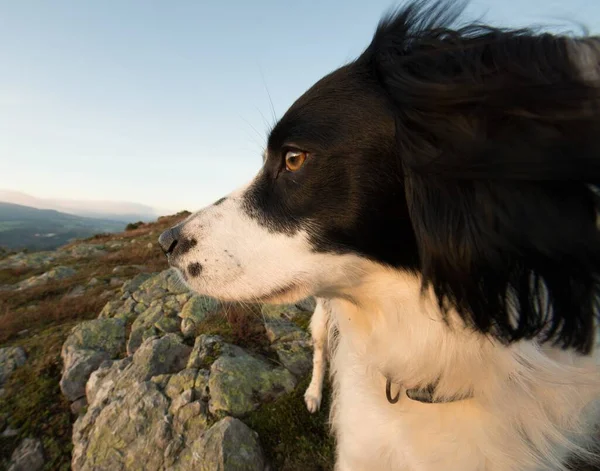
[0, 190, 159, 223]
[0, 202, 126, 250]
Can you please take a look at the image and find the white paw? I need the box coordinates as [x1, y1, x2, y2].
[304, 390, 322, 413]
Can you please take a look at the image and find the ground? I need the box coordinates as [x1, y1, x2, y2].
[0, 213, 335, 470]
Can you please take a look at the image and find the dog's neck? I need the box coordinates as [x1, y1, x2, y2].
[329, 269, 532, 401]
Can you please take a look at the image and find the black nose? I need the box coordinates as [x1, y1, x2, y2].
[158, 227, 180, 256]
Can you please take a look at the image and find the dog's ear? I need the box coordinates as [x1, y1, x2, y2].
[366, 1, 600, 352]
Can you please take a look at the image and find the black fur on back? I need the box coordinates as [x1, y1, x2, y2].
[367, 0, 600, 353]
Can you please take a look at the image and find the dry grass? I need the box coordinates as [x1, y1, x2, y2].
[0, 211, 190, 343]
[0, 280, 113, 344]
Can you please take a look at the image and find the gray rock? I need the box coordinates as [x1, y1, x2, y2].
[187, 335, 244, 370]
[109, 278, 123, 287]
[71, 397, 88, 415]
[263, 317, 308, 343]
[8, 438, 44, 471]
[209, 345, 296, 417]
[16, 265, 76, 290]
[127, 304, 166, 355]
[2, 426, 19, 438]
[87, 277, 101, 287]
[66, 285, 86, 298]
[0, 347, 26, 386]
[171, 417, 264, 471]
[62, 243, 106, 259]
[72, 381, 170, 471]
[155, 316, 181, 334]
[179, 295, 220, 337]
[272, 340, 313, 377]
[295, 297, 317, 312]
[120, 273, 153, 295]
[60, 349, 110, 401]
[60, 319, 125, 402]
[129, 334, 191, 382]
[62, 318, 126, 358]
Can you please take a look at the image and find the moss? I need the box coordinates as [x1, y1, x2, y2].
[291, 312, 312, 332]
[0, 323, 77, 470]
[245, 377, 335, 471]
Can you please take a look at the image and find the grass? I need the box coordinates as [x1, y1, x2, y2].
[246, 376, 335, 471]
[0, 323, 78, 470]
[0, 266, 46, 286]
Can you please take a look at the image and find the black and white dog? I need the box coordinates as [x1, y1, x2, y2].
[159, 1, 600, 469]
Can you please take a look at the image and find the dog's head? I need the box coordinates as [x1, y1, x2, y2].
[160, 0, 600, 353]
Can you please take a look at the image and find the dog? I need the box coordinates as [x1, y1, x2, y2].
[304, 297, 333, 414]
[159, 1, 600, 469]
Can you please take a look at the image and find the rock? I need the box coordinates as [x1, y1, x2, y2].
[86, 358, 132, 406]
[99, 297, 138, 321]
[272, 340, 313, 377]
[71, 397, 87, 415]
[72, 382, 170, 471]
[0, 251, 60, 270]
[87, 277, 100, 287]
[179, 295, 220, 337]
[295, 297, 317, 312]
[109, 277, 123, 287]
[187, 335, 243, 370]
[61, 243, 106, 259]
[16, 266, 76, 290]
[121, 273, 153, 295]
[60, 319, 125, 401]
[0, 347, 26, 386]
[2, 426, 19, 437]
[165, 368, 199, 399]
[73, 337, 194, 471]
[62, 318, 126, 358]
[129, 334, 191, 380]
[261, 303, 306, 321]
[66, 285, 86, 298]
[155, 316, 181, 334]
[262, 317, 312, 377]
[60, 349, 110, 401]
[208, 344, 296, 417]
[127, 304, 166, 354]
[147, 242, 153, 249]
[171, 417, 264, 471]
[7, 438, 44, 471]
[263, 317, 308, 343]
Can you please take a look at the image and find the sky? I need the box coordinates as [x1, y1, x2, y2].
[1, 0, 599, 215]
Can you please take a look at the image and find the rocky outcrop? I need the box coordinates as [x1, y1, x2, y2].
[7, 438, 44, 471]
[62, 268, 317, 470]
[60, 318, 126, 402]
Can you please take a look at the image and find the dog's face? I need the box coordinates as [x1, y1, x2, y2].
[160, 64, 420, 303]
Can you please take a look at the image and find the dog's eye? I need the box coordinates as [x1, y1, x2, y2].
[285, 150, 307, 172]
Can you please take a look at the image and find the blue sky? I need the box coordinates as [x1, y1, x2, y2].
[1, 0, 599, 215]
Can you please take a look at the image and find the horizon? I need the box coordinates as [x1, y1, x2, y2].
[2, 0, 600, 214]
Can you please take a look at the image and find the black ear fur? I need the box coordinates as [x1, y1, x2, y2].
[368, 0, 600, 353]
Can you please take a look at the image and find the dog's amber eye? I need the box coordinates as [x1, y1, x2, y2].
[285, 150, 307, 172]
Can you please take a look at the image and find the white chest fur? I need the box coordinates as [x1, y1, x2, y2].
[327, 273, 600, 471]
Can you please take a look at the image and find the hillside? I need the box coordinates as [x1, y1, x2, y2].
[0, 202, 125, 251]
[0, 213, 333, 471]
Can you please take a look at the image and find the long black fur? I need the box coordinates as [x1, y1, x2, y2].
[249, 0, 600, 353]
[367, 0, 600, 352]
